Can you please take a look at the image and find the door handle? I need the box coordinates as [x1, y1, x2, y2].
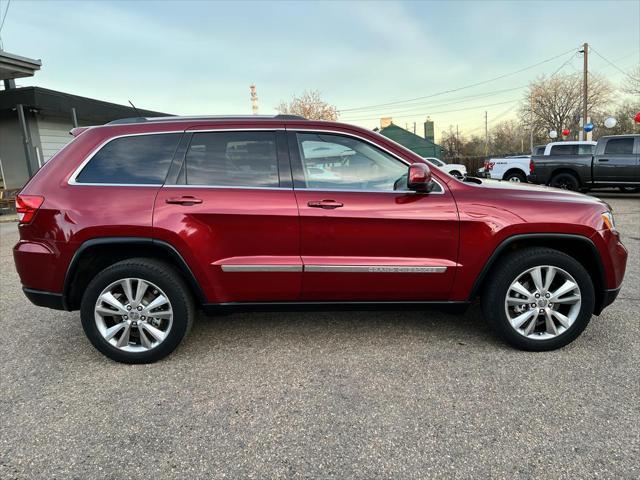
[165, 196, 203, 206]
[307, 199, 344, 209]
[598, 158, 609, 162]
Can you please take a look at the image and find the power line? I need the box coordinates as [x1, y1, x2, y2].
[343, 98, 519, 122]
[463, 102, 519, 135]
[340, 85, 528, 120]
[338, 46, 580, 113]
[590, 47, 632, 76]
[0, 0, 10, 34]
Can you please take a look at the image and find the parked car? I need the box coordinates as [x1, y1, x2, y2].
[479, 154, 531, 182]
[479, 142, 597, 183]
[14, 115, 627, 363]
[423, 157, 467, 179]
[528, 135, 639, 192]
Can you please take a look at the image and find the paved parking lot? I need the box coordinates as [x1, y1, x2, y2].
[0, 194, 638, 479]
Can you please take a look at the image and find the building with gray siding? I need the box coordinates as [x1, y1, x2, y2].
[0, 86, 169, 189]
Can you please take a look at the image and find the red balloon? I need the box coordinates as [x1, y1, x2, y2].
[562, 128, 570, 136]
[634, 112, 640, 123]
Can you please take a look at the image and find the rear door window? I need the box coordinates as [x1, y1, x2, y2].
[75, 133, 181, 184]
[578, 144, 595, 155]
[604, 138, 634, 155]
[184, 131, 279, 187]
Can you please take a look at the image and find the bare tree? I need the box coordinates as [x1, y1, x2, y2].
[622, 65, 640, 97]
[440, 126, 465, 159]
[491, 120, 529, 155]
[520, 73, 613, 137]
[277, 90, 338, 121]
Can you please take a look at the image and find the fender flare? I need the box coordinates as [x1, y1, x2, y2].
[469, 233, 606, 306]
[62, 237, 207, 310]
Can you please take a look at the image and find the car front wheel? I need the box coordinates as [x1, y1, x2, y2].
[80, 258, 194, 363]
[482, 247, 595, 351]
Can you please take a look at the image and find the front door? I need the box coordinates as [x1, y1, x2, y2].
[288, 130, 459, 302]
[153, 129, 302, 303]
[593, 137, 639, 183]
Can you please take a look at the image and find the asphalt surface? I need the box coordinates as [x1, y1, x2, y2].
[0, 194, 638, 479]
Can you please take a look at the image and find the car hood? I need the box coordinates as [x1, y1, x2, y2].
[467, 178, 608, 207]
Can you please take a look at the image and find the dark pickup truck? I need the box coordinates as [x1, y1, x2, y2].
[528, 134, 640, 192]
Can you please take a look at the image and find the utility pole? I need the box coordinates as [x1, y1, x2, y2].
[484, 111, 488, 156]
[250, 84, 258, 115]
[456, 124, 460, 156]
[579, 42, 589, 140]
[530, 91, 534, 151]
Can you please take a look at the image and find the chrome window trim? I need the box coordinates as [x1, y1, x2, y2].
[288, 128, 445, 195]
[220, 264, 447, 273]
[163, 185, 289, 191]
[67, 130, 184, 186]
[68, 127, 446, 195]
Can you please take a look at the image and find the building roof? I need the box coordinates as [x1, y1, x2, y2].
[0, 50, 42, 80]
[379, 123, 442, 157]
[0, 86, 169, 123]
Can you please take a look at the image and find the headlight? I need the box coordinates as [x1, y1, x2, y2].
[601, 211, 617, 232]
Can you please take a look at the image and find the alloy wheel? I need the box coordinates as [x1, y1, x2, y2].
[94, 278, 173, 352]
[504, 265, 581, 340]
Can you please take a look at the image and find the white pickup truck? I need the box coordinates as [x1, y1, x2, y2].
[477, 141, 597, 182]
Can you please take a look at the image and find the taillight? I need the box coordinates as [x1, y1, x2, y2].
[15, 195, 44, 224]
[529, 159, 534, 174]
[487, 162, 495, 171]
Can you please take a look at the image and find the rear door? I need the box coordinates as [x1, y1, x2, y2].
[153, 128, 302, 303]
[593, 137, 639, 183]
[288, 129, 459, 302]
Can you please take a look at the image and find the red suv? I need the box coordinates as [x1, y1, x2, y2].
[13, 116, 627, 363]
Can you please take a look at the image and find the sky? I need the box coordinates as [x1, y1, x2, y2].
[2, 0, 639, 140]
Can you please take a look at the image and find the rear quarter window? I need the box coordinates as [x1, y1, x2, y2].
[74, 133, 181, 184]
[549, 144, 578, 155]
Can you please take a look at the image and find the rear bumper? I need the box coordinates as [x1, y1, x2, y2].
[23, 288, 66, 310]
[527, 174, 542, 184]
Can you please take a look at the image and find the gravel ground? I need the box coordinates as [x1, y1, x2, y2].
[0, 194, 638, 479]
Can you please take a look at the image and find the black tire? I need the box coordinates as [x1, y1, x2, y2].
[550, 172, 580, 191]
[80, 258, 194, 363]
[504, 171, 526, 183]
[449, 170, 463, 179]
[482, 247, 595, 351]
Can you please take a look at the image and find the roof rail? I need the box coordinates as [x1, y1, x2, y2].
[105, 114, 306, 125]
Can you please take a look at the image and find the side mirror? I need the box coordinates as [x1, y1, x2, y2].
[408, 162, 434, 192]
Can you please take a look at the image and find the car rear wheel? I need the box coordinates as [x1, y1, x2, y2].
[80, 258, 194, 363]
[504, 171, 526, 183]
[482, 248, 595, 351]
[449, 170, 463, 179]
[550, 172, 580, 191]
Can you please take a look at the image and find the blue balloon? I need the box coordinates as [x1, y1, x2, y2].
[583, 123, 594, 132]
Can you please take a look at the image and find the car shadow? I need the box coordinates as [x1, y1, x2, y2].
[177, 302, 505, 358]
